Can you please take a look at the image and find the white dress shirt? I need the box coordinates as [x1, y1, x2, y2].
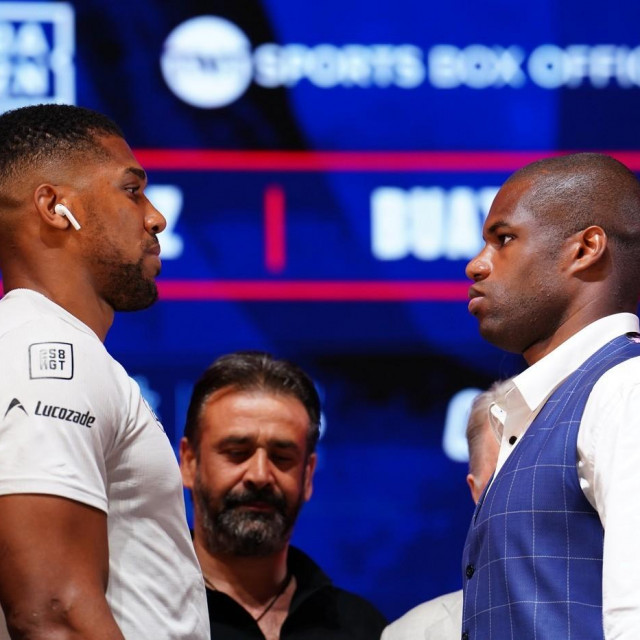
[381, 590, 463, 640]
[488, 313, 640, 639]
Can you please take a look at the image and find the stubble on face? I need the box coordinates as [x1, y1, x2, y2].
[83, 207, 160, 312]
[193, 470, 306, 558]
[91, 251, 159, 312]
[477, 268, 569, 355]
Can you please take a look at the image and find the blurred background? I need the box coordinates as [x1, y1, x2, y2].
[6, 0, 640, 620]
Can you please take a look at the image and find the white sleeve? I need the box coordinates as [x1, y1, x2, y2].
[579, 359, 640, 639]
[0, 326, 123, 513]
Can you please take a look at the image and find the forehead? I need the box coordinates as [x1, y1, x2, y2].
[199, 388, 310, 442]
[68, 134, 144, 183]
[93, 135, 143, 173]
[484, 176, 537, 230]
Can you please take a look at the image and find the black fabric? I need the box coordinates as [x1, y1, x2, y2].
[206, 546, 387, 639]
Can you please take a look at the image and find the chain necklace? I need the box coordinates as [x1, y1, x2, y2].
[204, 572, 292, 623]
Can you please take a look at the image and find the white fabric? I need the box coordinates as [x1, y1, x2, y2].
[0, 289, 209, 640]
[489, 312, 640, 639]
[381, 590, 462, 640]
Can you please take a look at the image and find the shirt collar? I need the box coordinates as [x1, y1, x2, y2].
[513, 313, 639, 412]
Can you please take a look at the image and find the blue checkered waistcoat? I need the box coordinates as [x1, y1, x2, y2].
[461, 333, 640, 640]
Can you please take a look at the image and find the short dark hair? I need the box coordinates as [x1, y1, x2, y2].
[0, 103, 124, 187]
[184, 351, 321, 456]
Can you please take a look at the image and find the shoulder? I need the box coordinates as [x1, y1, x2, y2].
[581, 352, 640, 426]
[288, 547, 387, 635]
[0, 297, 132, 420]
[592, 352, 640, 393]
[328, 585, 388, 635]
[0, 297, 107, 362]
[382, 591, 462, 640]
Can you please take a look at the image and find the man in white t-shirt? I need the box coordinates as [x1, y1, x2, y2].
[0, 104, 209, 639]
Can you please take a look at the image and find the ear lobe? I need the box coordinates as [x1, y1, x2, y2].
[467, 473, 478, 503]
[179, 437, 197, 489]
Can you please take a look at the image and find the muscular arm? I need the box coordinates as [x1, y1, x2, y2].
[0, 494, 125, 640]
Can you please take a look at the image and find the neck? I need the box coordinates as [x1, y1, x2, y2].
[522, 297, 630, 365]
[194, 535, 290, 602]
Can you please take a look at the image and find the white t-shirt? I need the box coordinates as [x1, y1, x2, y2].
[0, 289, 209, 639]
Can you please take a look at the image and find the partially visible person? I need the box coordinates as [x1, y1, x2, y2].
[381, 379, 508, 640]
[0, 104, 209, 639]
[180, 350, 388, 640]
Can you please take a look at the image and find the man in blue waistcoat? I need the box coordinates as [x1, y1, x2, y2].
[462, 152, 640, 639]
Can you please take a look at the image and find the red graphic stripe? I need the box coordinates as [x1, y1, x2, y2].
[133, 150, 640, 172]
[264, 185, 286, 273]
[156, 280, 470, 301]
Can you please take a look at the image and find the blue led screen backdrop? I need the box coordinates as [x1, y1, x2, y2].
[3, 0, 640, 619]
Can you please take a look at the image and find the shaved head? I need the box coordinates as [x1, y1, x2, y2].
[506, 153, 640, 301]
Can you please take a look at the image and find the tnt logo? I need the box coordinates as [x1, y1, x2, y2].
[29, 342, 74, 380]
[0, 2, 75, 110]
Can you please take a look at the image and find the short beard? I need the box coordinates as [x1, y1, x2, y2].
[99, 257, 158, 311]
[194, 475, 304, 558]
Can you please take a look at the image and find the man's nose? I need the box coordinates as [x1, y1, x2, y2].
[244, 449, 273, 489]
[465, 249, 491, 282]
[144, 199, 167, 235]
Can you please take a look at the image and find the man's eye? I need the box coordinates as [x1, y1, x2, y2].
[225, 449, 248, 459]
[499, 234, 514, 246]
[125, 186, 140, 195]
[272, 454, 294, 463]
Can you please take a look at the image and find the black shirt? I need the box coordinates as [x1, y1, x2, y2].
[206, 546, 387, 639]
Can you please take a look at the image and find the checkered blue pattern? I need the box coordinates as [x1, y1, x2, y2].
[461, 334, 640, 639]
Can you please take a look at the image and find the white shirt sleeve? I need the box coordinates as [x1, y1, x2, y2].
[578, 358, 640, 638]
[0, 324, 123, 513]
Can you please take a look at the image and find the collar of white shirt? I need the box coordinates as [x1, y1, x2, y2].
[489, 313, 639, 469]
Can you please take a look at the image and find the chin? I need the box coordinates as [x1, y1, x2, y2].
[479, 325, 525, 354]
[110, 283, 159, 312]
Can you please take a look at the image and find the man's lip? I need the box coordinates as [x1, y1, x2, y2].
[237, 502, 275, 511]
[146, 243, 161, 256]
[467, 286, 484, 313]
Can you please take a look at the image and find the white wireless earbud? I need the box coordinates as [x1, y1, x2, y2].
[54, 203, 82, 231]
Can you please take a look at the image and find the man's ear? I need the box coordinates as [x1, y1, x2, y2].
[179, 437, 197, 489]
[34, 184, 72, 230]
[303, 452, 317, 502]
[568, 225, 607, 274]
[467, 473, 479, 504]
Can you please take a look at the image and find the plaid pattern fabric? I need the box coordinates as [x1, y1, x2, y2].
[461, 334, 640, 640]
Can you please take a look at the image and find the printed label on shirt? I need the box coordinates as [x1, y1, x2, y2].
[34, 400, 95, 428]
[4, 397, 28, 418]
[29, 342, 74, 380]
